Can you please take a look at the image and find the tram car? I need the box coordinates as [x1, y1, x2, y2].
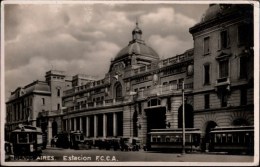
[148, 128, 201, 152]
[208, 126, 254, 154]
[68, 130, 86, 149]
[10, 124, 43, 156]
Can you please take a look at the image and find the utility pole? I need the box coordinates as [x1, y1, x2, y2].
[182, 80, 186, 154]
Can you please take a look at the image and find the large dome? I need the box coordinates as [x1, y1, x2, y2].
[114, 22, 159, 62]
[115, 41, 159, 61]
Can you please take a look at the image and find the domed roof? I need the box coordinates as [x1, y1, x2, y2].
[115, 41, 159, 61]
[200, 4, 246, 23]
[114, 21, 159, 61]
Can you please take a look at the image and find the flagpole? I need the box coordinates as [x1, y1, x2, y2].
[182, 80, 186, 154]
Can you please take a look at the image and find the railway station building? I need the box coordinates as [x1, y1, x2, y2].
[5, 4, 254, 148]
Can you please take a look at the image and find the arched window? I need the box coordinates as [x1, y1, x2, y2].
[115, 83, 122, 99]
[147, 98, 161, 107]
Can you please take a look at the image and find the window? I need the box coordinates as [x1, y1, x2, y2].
[42, 98, 45, 105]
[148, 98, 161, 107]
[204, 64, 210, 85]
[221, 93, 228, 107]
[219, 59, 229, 78]
[134, 88, 138, 92]
[115, 83, 122, 98]
[57, 89, 60, 97]
[57, 103, 60, 110]
[204, 36, 210, 54]
[237, 24, 247, 46]
[169, 80, 177, 85]
[240, 56, 248, 79]
[220, 30, 229, 49]
[204, 94, 210, 109]
[163, 82, 168, 85]
[240, 88, 247, 105]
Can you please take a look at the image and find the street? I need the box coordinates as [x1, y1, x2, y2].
[5, 146, 254, 163]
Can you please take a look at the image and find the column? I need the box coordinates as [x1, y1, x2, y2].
[48, 119, 52, 145]
[86, 116, 90, 137]
[94, 115, 97, 138]
[69, 118, 72, 131]
[79, 117, 82, 131]
[74, 117, 77, 131]
[65, 119, 67, 131]
[113, 112, 117, 137]
[103, 114, 107, 138]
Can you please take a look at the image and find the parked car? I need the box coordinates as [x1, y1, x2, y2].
[120, 137, 140, 151]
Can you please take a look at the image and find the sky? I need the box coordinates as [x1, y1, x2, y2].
[4, 2, 209, 99]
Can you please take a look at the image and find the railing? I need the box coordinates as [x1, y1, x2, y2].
[63, 79, 107, 96]
[63, 83, 193, 113]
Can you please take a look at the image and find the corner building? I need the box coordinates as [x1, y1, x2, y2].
[189, 4, 254, 147]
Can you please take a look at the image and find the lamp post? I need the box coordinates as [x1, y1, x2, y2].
[182, 80, 186, 154]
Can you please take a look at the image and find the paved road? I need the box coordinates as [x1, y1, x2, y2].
[5, 146, 254, 163]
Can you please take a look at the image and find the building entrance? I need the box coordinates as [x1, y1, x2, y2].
[145, 107, 166, 131]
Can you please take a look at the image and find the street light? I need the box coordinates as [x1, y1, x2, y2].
[182, 80, 186, 154]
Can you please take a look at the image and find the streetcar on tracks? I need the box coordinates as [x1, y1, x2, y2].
[68, 130, 86, 149]
[10, 124, 43, 156]
[148, 128, 201, 152]
[208, 126, 254, 154]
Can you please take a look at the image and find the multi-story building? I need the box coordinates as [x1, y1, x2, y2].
[189, 4, 254, 148]
[5, 4, 254, 149]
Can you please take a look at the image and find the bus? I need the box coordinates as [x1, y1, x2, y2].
[10, 124, 43, 156]
[148, 128, 201, 152]
[209, 126, 254, 154]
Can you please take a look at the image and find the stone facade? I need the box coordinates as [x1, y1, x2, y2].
[5, 4, 254, 148]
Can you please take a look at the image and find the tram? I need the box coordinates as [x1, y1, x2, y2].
[148, 128, 201, 152]
[208, 126, 254, 154]
[68, 130, 86, 149]
[10, 124, 43, 156]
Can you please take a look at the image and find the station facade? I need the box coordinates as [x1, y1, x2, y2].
[5, 4, 254, 147]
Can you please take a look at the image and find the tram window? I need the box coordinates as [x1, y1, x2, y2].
[221, 134, 226, 143]
[227, 133, 232, 143]
[18, 133, 28, 143]
[216, 134, 221, 143]
[165, 136, 170, 142]
[238, 133, 244, 143]
[245, 133, 250, 143]
[75, 135, 80, 141]
[37, 134, 43, 144]
[233, 133, 238, 143]
[80, 135, 84, 140]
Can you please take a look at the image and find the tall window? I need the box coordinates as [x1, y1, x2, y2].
[115, 83, 122, 98]
[237, 24, 247, 46]
[220, 30, 229, 49]
[221, 93, 228, 107]
[240, 56, 248, 79]
[42, 98, 45, 105]
[204, 94, 210, 109]
[204, 64, 210, 85]
[57, 103, 60, 110]
[219, 59, 229, 78]
[57, 89, 60, 97]
[204, 36, 210, 54]
[240, 88, 247, 106]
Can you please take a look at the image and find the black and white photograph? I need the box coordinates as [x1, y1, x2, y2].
[1, 0, 259, 166]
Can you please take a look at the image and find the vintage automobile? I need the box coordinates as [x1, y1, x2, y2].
[120, 137, 141, 151]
